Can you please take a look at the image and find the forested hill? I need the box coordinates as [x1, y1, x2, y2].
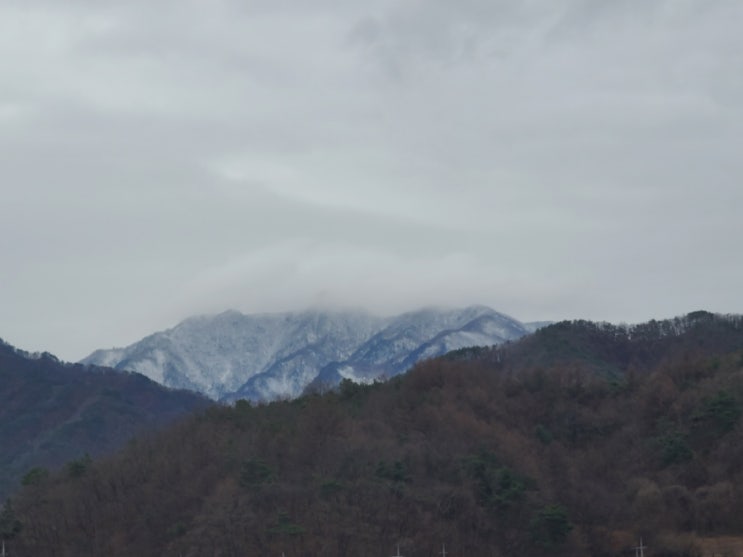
[0, 339, 211, 501]
[447, 310, 743, 375]
[4, 312, 743, 556]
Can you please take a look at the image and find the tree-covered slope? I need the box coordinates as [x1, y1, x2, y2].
[0, 339, 210, 502]
[5, 312, 743, 556]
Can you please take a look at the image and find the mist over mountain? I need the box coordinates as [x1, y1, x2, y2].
[82, 306, 534, 402]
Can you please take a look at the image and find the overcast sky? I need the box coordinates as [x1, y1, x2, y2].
[2, 0, 742, 361]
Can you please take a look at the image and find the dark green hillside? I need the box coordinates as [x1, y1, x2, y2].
[5, 312, 743, 556]
[0, 339, 210, 501]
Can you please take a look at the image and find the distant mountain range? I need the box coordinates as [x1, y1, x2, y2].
[82, 306, 539, 402]
[10, 311, 743, 556]
[0, 338, 210, 501]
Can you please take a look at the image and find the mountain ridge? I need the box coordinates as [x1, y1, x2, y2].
[81, 306, 536, 401]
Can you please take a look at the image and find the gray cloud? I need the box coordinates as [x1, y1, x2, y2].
[1, 0, 741, 360]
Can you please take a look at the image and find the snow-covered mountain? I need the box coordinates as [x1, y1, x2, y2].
[81, 306, 534, 402]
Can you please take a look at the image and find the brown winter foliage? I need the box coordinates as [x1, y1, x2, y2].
[3, 312, 743, 557]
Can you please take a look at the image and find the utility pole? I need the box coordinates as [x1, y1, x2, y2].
[391, 544, 403, 557]
[440, 543, 448, 556]
[634, 538, 647, 557]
